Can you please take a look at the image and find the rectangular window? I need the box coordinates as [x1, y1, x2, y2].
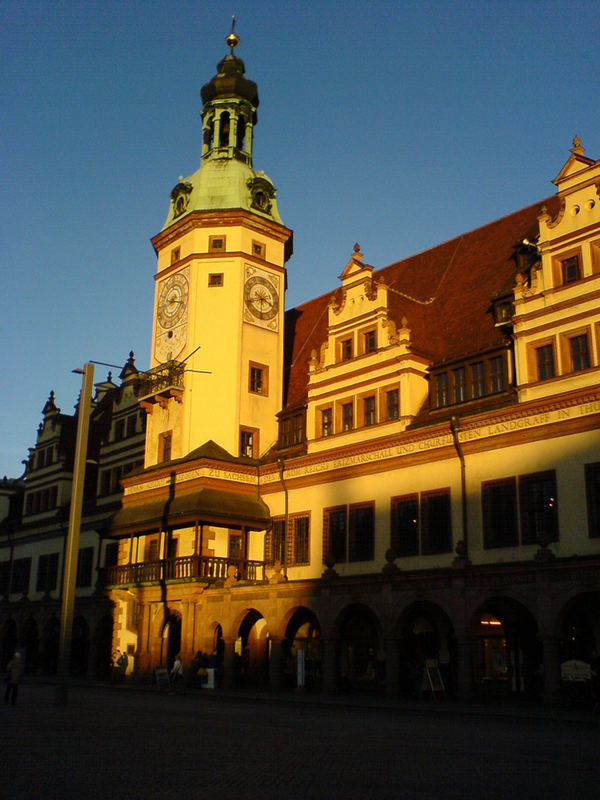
[114, 419, 125, 442]
[240, 427, 258, 458]
[519, 471, 558, 546]
[292, 414, 304, 445]
[391, 495, 419, 556]
[482, 479, 518, 548]
[126, 414, 137, 437]
[387, 389, 399, 420]
[569, 334, 590, 372]
[364, 396, 376, 426]
[489, 356, 504, 393]
[536, 344, 555, 381]
[76, 547, 94, 588]
[292, 515, 310, 566]
[341, 338, 353, 361]
[104, 541, 119, 567]
[208, 273, 224, 287]
[101, 468, 113, 496]
[11, 557, 31, 595]
[436, 373, 449, 407]
[561, 255, 581, 284]
[36, 552, 59, 593]
[0, 561, 10, 596]
[249, 363, 267, 395]
[281, 417, 292, 448]
[342, 402, 353, 431]
[471, 362, 485, 398]
[349, 504, 374, 562]
[170, 247, 180, 264]
[585, 462, 600, 538]
[208, 235, 226, 252]
[364, 330, 376, 353]
[266, 518, 286, 565]
[147, 538, 159, 562]
[158, 431, 172, 463]
[453, 367, 466, 404]
[321, 408, 333, 437]
[252, 240, 265, 258]
[228, 533, 242, 560]
[323, 507, 347, 564]
[421, 490, 452, 555]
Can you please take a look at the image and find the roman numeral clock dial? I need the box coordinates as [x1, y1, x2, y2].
[154, 268, 189, 362]
[243, 266, 280, 330]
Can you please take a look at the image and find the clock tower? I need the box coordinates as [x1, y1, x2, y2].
[144, 28, 293, 467]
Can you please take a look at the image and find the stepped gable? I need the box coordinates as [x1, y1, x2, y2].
[283, 196, 558, 410]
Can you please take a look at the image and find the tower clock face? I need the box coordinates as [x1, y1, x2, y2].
[243, 266, 280, 330]
[157, 272, 189, 328]
[155, 268, 189, 362]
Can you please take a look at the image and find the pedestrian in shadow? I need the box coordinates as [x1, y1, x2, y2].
[4, 652, 23, 705]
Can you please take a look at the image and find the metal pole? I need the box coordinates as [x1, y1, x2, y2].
[55, 363, 94, 705]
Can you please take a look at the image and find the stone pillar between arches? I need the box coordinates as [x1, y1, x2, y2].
[542, 637, 562, 707]
[456, 636, 473, 701]
[269, 637, 283, 692]
[384, 638, 400, 699]
[221, 638, 236, 690]
[322, 638, 337, 693]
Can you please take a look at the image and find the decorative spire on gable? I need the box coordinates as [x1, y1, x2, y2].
[42, 391, 59, 417]
[119, 350, 139, 384]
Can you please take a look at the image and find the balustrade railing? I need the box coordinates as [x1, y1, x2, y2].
[101, 555, 265, 588]
[139, 360, 185, 398]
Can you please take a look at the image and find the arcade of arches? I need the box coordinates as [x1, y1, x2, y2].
[106, 581, 600, 705]
[2, 585, 598, 706]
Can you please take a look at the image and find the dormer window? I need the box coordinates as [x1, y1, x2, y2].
[494, 300, 513, 325]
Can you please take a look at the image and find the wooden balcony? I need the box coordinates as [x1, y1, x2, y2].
[100, 554, 266, 588]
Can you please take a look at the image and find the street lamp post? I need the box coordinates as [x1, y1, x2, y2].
[55, 363, 94, 705]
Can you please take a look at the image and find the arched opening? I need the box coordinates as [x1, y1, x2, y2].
[236, 610, 268, 688]
[0, 618, 18, 671]
[558, 591, 600, 708]
[22, 618, 39, 675]
[396, 601, 455, 698]
[70, 616, 89, 676]
[162, 612, 182, 671]
[336, 604, 382, 693]
[93, 615, 114, 680]
[219, 112, 230, 148]
[471, 597, 539, 701]
[40, 617, 60, 675]
[283, 608, 322, 690]
[203, 118, 214, 152]
[236, 114, 246, 151]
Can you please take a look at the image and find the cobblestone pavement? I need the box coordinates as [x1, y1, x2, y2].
[1, 683, 599, 800]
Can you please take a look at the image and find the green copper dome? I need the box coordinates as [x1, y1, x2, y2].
[162, 37, 283, 231]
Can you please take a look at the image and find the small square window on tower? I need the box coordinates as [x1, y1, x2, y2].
[208, 273, 224, 287]
[252, 240, 265, 258]
[171, 247, 180, 264]
[208, 235, 226, 253]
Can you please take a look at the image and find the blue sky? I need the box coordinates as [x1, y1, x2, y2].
[2, 0, 599, 478]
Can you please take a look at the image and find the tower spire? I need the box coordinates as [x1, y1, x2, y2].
[226, 15, 240, 53]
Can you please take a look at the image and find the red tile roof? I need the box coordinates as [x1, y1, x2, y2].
[283, 196, 558, 410]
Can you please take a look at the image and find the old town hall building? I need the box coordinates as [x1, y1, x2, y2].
[1, 30, 600, 705]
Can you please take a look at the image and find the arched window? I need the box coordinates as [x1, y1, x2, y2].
[219, 112, 230, 147]
[237, 114, 246, 151]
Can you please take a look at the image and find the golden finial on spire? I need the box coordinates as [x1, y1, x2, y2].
[225, 15, 240, 53]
